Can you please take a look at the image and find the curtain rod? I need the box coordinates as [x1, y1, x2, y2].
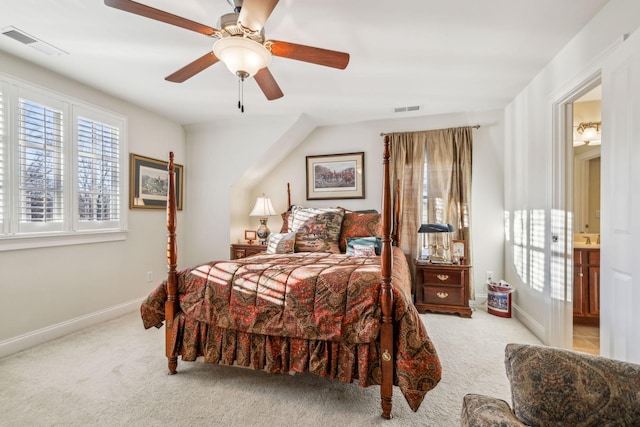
[380, 124, 480, 137]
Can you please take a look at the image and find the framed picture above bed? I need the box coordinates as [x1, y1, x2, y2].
[306, 152, 365, 200]
[130, 153, 184, 210]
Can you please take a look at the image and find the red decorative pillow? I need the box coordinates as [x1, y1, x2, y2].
[339, 211, 382, 253]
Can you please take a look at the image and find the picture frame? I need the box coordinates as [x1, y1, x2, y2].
[306, 152, 365, 200]
[244, 230, 257, 244]
[130, 153, 183, 210]
[452, 239, 467, 263]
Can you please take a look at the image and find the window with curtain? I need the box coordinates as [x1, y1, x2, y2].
[0, 76, 127, 250]
[389, 127, 474, 295]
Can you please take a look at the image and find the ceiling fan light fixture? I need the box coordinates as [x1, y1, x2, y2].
[213, 36, 271, 78]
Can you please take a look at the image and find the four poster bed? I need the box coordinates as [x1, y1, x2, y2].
[140, 136, 442, 419]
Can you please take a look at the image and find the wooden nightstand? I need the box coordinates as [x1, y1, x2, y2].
[230, 243, 266, 260]
[414, 261, 472, 318]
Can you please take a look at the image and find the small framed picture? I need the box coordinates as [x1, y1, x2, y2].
[130, 153, 183, 210]
[244, 230, 257, 244]
[452, 239, 467, 263]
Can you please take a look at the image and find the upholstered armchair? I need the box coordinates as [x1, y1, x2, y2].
[461, 343, 640, 426]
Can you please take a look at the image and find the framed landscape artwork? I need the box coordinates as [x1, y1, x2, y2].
[306, 152, 365, 200]
[130, 153, 183, 210]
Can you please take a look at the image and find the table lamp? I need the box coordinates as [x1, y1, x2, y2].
[418, 223, 454, 263]
[250, 194, 277, 244]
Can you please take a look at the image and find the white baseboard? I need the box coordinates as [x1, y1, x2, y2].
[0, 299, 140, 358]
[512, 302, 545, 343]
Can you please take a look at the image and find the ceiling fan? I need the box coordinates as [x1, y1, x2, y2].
[104, 0, 350, 108]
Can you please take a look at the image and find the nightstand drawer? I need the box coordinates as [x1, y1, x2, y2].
[421, 269, 463, 286]
[422, 285, 465, 306]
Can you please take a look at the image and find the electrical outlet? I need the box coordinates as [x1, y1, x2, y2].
[486, 271, 494, 282]
[146, 271, 153, 282]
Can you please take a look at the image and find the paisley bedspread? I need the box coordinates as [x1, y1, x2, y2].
[140, 247, 441, 412]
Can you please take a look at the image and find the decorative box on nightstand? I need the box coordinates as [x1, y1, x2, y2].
[414, 261, 472, 318]
[230, 243, 266, 260]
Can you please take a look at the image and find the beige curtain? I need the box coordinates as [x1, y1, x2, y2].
[389, 132, 426, 263]
[426, 127, 474, 296]
[388, 127, 474, 298]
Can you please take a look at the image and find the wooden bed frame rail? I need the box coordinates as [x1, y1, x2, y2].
[164, 135, 396, 418]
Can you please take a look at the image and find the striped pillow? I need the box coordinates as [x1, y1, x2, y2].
[266, 232, 296, 254]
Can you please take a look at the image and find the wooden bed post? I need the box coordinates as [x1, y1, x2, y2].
[392, 179, 401, 246]
[380, 135, 394, 419]
[165, 152, 178, 375]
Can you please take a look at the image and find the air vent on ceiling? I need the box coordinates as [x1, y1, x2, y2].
[1, 26, 67, 56]
[393, 105, 422, 113]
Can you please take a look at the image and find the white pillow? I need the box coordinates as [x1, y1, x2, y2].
[352, 244, 376, 257]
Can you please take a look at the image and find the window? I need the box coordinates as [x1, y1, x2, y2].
[0, 76, 127, 250]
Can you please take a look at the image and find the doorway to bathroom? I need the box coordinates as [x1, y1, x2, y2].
[571, 85, 601, 355]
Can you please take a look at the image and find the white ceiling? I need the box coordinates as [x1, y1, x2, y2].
[0, 0, 609, 127]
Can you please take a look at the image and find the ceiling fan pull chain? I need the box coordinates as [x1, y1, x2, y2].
[238, 74, 245, 113]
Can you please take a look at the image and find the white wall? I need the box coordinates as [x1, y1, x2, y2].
[0, 51, 186, 356]
[186, 109, 505, 298]
[182, 114, 314, 266]
[503, 0, 640, 343]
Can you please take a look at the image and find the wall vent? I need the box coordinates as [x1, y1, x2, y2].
[393, 105, 422, 113]
[1, 26, 67, 56]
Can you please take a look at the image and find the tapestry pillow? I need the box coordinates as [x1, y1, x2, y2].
[339, 211, 382, 253]
[289, 206, 345, 253]
[266, 232, 296, 254]
[352, 244, 376, 257]
[346, 236, 382, 255]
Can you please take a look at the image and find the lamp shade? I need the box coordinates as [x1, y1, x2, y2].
[418, 223, 454, 233]
[250, 196, 277, 217]
[213, 36, 271, 78]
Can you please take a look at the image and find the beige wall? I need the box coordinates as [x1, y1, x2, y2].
[0, 51, 186, 356]
[588, 157, 601, 233]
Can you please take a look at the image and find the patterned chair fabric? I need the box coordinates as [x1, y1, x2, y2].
[461, 343, 640, 427]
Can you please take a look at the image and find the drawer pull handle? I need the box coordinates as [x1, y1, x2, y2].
[437, 292, 449, 299]
[437, 274, 449, 281]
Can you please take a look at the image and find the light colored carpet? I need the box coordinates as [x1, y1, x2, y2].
[0, 305, 541, 427]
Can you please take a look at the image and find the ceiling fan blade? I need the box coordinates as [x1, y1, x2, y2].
[104, 0, 217, 36]
[268, 40, 350, 70]
[254, 68, 284, 100]
[165, 52, 220, 83]
[237, 0, 279, 33]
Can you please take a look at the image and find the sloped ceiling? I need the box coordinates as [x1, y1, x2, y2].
[0, 0, 609, 126]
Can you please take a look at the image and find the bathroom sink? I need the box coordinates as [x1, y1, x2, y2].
[573, 234, 600, 249]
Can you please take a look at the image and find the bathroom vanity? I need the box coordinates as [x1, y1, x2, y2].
[573, 235, 600, 326]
